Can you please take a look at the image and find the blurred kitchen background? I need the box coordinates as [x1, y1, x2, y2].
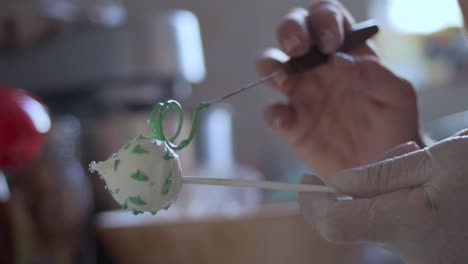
[0, 0, 466, 263]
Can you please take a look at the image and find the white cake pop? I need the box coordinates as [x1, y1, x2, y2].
[90, 135, 182, 215]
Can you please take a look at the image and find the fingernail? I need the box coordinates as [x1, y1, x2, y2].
[265, 110, 282, 130]
[273, 71, 288, 87]
[271, 111, 290, 131]
[405, 141, 419, 148]
[319, 31, 339, 54]
[274, 114, 284, 129]
[332, 52, 355, 68]
[335, 52, 353, 61]
[284, 35, 302, 54]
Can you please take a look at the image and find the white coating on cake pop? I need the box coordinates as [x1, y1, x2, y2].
[90, 135, 182, 215]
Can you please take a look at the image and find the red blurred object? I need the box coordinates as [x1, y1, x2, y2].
[0, 87, 51, 168]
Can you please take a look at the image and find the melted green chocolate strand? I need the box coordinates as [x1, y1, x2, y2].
[148, 100, 211, 152]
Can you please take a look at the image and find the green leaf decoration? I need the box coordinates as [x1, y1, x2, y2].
[105, 186, 113, 194]
[132, 144, 150, 154]
[124, 142, 132, 150]
[114, 159, 120, 172]
[131, 170, 149, 182]
[132, 209, 144, 215]
[128, 195, 147, 206]
[161, 173, 173, 195]
[121, 200, 128, 209]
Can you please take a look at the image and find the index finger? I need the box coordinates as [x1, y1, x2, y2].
[307, 0, 377, 56]
[331, 148, 432, 198]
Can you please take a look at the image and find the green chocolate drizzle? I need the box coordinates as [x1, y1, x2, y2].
[128, 195, 147, 206]
[121, 200, 128, 209]
[114, 159, 120, 172]
[426, 199, 439, 211]
[132, 209, 144, 215]
[124, 142, 132, 150]
[148, 100, 211, 153]
[106, 187, 114, 194]
[132, 144, 150, 154]
[161, 173, 173, 195]
[131, 170, 149, 182]
[163, 151, 174, 160]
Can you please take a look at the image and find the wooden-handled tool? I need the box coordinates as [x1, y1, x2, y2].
[208, 20, 379, 104]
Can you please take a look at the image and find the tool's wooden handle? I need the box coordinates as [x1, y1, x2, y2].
[284, 20, 379, 74]
[182, 176, 337, 193]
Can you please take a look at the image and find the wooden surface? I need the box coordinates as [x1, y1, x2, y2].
[96, 203, 364, 264]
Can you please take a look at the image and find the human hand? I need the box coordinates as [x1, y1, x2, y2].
[459, 0, 468, 27]
[257, 1, 422, 178]
[299, 129, 468, 264]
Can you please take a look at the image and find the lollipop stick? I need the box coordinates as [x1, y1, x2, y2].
[182, 176, 337, 193]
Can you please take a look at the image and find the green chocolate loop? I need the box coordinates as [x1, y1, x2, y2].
[148, 100, 211, 152]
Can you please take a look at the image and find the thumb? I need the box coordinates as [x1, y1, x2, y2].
[331, 148, 432, 198]
[374, 141, 420, 162]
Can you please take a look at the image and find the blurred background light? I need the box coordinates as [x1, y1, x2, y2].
[387, 0, 463, 34]
[171, 10, 206, 83]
